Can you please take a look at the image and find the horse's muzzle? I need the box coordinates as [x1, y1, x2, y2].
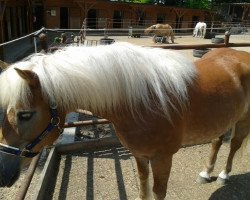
[0, 151, 21, 187]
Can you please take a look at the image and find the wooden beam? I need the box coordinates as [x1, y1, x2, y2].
[145, 42, 250, 50]
[56, 137, 121, 154]
[32, 148, 59, 200]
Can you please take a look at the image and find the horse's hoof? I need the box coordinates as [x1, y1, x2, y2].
[197, 171, 211, 184]
[216, 177, 229, 185]
[196, 175, 210, 184]
[217, 170, 229, 185]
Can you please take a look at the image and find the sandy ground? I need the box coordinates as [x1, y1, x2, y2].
[85, 33, 250, 61]
[1, 34, 250, 200]
[46, 141, 250, 200]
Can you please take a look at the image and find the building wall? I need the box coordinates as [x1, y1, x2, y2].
[0, 0, 209, 43]
[43, 1, 208, 30]
[1, 0, 32, 42]
[45, 7, 60, 28]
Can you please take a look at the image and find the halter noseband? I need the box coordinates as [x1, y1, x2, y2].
[0, 102, 63, 158]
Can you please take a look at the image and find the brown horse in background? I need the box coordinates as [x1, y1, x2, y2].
[144, 24, 175, 43]
[0, 43, 249, 200]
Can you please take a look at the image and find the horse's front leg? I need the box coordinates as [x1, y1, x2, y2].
[135, 157, 152, 200]
[197, 135, 224, 184]
[151, 154, 173, 200]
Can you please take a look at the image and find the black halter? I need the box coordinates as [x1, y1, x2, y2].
[0, 103, 63, 158]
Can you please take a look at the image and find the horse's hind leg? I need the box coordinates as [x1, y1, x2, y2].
[135, 157, 151, 200]
[171, 35, 174, 43]
[197, 134, 225, 184]
[153, 35, 157, 43]
[151, 154, 173, 200]
[217, 122, 250, 184]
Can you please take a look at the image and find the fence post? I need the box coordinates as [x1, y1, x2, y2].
[0, 45, 4, 61]
[33, 36, 37, 53]
[39, 33, 48, 52]
[224, 31, 231, 46]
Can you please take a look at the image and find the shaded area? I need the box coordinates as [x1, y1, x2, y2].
[44, 146, 133, 199]
[209, 173, 250, 200]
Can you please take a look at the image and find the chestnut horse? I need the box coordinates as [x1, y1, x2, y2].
[144, 24, 175, 44]
[0, 43, 250, 200]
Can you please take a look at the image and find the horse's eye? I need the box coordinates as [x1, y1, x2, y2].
[17, 111, 34, 121]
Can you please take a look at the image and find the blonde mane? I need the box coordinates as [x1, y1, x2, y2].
[0, 43, 196, 120]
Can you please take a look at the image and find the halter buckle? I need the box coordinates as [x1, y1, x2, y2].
[51, 116, 60, 126]
[20, 148, 31, 157]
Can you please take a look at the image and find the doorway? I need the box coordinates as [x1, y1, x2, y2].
[87, 9, 97, 29]
[60, 7, 69, 29]
[113, 10, 122, 28]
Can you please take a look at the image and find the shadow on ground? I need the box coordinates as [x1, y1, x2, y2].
[209, 173, 250, 200]
[45, 146, 133, 200]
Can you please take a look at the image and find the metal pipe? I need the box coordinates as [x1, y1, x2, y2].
[75, 109, 93, 116]
[15, 153, 41, 200]
[63, 118, 110, 128]
[56, 137, 120, 154]
[33, 36, 37, 53]
[146, 42, 250, 50]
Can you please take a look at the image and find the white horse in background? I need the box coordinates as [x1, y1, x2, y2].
[193, 22, 207, 38]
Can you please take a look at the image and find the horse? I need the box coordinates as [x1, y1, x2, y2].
[144, 24, 175, 44]
[193, 22, 207, 38]
[0, 43, 250, 200]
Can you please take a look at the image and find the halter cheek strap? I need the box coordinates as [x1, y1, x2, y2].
[0, 104, 63, 158]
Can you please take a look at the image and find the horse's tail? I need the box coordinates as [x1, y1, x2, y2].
[203, 23, 207, 38]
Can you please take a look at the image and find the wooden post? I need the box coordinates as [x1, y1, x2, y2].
[224, 31, 231, 46]
[39, 33, 48, 52]
[0, 0, 7, 61]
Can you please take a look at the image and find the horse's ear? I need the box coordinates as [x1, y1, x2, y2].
[14, 68, 39, 88]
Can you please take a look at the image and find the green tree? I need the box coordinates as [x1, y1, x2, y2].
[184, 0, 212, 9]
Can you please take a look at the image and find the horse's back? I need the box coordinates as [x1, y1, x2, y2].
[155, 24, 172, 29]
[202, 48, 250, 61]
[183, 48, 250, 145]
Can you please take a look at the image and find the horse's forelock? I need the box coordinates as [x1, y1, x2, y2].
[0, 63, 33, 109]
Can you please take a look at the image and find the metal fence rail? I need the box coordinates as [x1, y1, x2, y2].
[1, 23, 249, 63]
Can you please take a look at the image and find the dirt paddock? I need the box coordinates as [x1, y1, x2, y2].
[1, 34, 250, 200]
